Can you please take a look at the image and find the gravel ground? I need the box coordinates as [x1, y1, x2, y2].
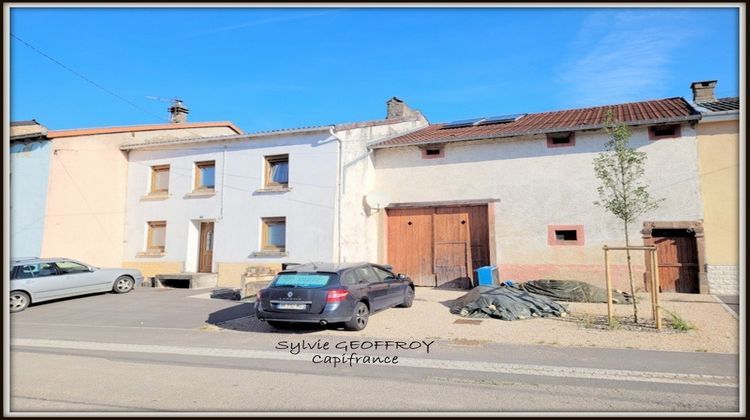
[301, 288, 739, 354]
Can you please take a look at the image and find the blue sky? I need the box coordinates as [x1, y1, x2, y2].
[10, 7, 740, 132]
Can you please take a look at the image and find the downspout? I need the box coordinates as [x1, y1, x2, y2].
[329, 126, 343, 263]
[219, 144, 227, 220]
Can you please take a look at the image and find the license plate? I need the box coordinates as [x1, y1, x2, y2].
[277, 303, 307, 310]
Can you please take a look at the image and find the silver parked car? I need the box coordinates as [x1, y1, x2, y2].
[9, 257, 144, 313]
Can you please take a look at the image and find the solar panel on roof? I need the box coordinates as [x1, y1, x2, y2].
[443, 117, 485, 128]
[477, 113, 526, 125]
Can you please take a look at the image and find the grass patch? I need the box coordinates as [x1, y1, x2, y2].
[662, 308, 694, 331]
[606, 316, 621, 330]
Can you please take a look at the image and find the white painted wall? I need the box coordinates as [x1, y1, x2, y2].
[336, 117, 429, 263]
[364, 125, 703, 282]
[123, 132, 338, 268]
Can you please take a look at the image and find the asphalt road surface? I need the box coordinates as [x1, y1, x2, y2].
[6, 288, 741, 414]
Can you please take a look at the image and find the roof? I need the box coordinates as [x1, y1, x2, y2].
[119, 114, 426, 150]
[372, 97, 700, 149]
[11, 257, 77, 265]
[694, 97, 739, 113]
[10, 120, 41, 127]
[10, 120, 48, 141]
[119, 124, 332, 150]
[281, 262, 382, 274]
[47, 121, 243, 139]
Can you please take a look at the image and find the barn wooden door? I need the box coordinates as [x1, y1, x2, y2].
[386, 205, 489, 289]
[386, 208, 435, 286]
[653, 229, 699, 293]
[198, 222, 214, 273]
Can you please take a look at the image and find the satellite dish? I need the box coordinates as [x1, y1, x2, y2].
[364, 191, 391, 210]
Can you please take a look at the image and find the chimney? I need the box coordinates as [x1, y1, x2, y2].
[386, 97, 418, 119]
[168, 99, 189, 123]
[690, 80, 717, 103]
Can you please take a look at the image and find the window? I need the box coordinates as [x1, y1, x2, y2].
[555, 230, 577, 241]
[265, 155, 289, 187]
[14, 262, 57, 279]
[273, 273, 333, 288]
[546, 132, 575, 148]
[421, 146, 444, 159]
[194, 161, 215, 191]
[150, 165, 170, 194]
[372, 266, 395, 281]
[648, 124, 681, 141]
[548, 225, 585, 246]
[147, 221, 167, 253]
[262, 217, 286, 251]
[348, 266, 378, 284]
[55, 261, 90, 274]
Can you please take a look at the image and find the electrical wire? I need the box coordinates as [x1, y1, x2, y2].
[11, 33, 167, 123]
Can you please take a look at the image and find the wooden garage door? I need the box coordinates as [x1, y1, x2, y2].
[386, 208, 435, 286]
[653, 229, 699, 293]
[387, 205, 489, 288]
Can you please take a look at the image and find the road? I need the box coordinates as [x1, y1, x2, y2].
[6, 288, 741, 413]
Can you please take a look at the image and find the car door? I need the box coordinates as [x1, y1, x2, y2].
[371, 265, 406, 307]
[54, 260, 102, 294]
[15, 262, 70, 301]
[352, 266, 389, 311]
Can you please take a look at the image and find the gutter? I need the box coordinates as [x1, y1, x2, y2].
[699, 110, 740, 123]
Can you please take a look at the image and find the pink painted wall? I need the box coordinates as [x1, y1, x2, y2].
[40, 124, 239, 268]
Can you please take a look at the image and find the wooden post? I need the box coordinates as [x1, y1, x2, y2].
[649, 250, 657, 322]
[603, 246, 613, 325]
[653, 250, 662, 330]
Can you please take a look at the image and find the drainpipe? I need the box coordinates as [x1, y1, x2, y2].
[219, 144, 227, 220]
[328, 126, 343, 264]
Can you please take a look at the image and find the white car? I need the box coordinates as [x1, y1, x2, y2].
[9, 257, 144, 313]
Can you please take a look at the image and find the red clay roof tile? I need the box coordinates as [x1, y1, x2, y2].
[373, 97, 699, 148]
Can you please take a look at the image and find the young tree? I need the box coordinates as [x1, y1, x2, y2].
[593, 110, 663, 323]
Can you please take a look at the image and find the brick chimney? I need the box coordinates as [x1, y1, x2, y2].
[386, 97, 419, 119]
[168, 99, 189, 123]
[690, 80, 717, 103]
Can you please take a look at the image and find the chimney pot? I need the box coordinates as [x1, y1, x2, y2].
[690, 80, 717, 103]
[169, 99, 189, 123]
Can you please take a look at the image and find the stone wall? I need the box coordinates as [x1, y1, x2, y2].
[707, 265, 739, 295]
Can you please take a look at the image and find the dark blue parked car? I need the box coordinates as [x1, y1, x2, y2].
[255, 262, 414, 331]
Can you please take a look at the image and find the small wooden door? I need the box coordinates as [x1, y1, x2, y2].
[198, 222, 214, 273]
[653, 229, 699, 293]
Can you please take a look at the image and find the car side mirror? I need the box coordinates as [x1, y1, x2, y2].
[397, 274, 406, 280]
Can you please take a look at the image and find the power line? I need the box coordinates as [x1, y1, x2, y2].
[11, 33, 167, 123]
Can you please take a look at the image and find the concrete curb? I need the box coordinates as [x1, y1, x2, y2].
[711, 295, 739, 320]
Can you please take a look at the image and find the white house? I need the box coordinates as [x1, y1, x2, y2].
[120, 99, 427, 287]
[346, 96, 710, 293]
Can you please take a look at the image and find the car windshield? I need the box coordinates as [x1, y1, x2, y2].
[272, 273, 333, 288]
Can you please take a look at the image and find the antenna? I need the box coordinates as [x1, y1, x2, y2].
[146, 96, 189, 123]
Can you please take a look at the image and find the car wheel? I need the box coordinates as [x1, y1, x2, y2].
[10, 291, 30, 313]
[266, 320, 291, 329]
[399, 287, 415, 308]
[113, 276, 135, 294]
[345, 302, 369, 331]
